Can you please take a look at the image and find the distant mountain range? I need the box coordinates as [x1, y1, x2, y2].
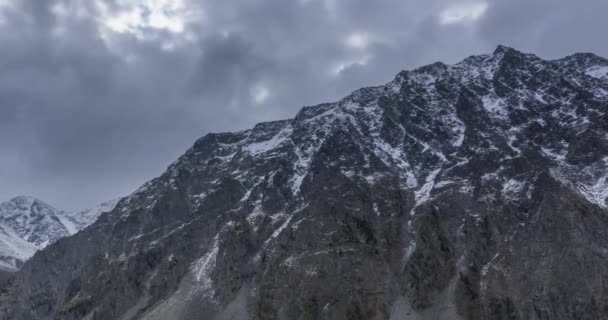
[0, 196, 118, 271]
[1, 46, 608, 319]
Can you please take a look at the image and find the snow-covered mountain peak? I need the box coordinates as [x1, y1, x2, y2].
[0, 197, 119, 271]
[138, 46, 608, 225]
[61, 198, 121, 231]
[491, 44, 535, 58]
[0, 196, 68, 248]
[556, 52, 608, 81]
[3, 196, 54, 213]
[2, 47, 608, 319]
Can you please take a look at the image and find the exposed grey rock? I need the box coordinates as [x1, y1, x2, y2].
[1, 46, 608, 320]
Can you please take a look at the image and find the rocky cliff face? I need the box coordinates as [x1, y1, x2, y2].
[1, 46, 608, 320]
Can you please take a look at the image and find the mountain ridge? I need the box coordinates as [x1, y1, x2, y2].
[1, 45, 608, 319]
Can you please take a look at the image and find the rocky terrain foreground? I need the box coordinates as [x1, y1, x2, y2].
[1, 46, 608, 319]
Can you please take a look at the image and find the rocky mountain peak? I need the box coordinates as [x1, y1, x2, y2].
[558, 52, 608, 81]
[0, 196, 119, 271]
[1, 47, 608, 319]
[0, 196, 68, 248]
[492, 44, 523, 56]
[4, 196, 53, 215]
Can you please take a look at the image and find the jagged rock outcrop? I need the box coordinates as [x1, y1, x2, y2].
[1, 46, 608, 320]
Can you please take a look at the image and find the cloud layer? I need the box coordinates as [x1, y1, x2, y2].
[1, 0, 607, 209]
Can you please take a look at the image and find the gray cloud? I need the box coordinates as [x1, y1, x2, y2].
[0, 0, 606, 209]
[478, 0, 608, 58]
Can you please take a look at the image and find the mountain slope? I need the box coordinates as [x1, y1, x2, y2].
[0, 197, 119, 271]
[1, 46, 608, 320]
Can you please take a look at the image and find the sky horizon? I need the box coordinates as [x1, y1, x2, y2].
[1, 0, 607, 210]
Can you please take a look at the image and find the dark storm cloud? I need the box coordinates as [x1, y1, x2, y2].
[478, 0, 608, 58]
[0, 0, 606, 209]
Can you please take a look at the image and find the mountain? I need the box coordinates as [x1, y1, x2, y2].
[1, 46, 608, 319]
[0, 196, 70, 271]
[60, 199, 121, 232]
[0, 196, 119, 271]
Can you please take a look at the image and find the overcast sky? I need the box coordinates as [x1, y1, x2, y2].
[1, 0, 607, 210]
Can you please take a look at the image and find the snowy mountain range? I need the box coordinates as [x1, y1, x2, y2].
[0, 196, 118, 271]
[1, 46, 608, 319]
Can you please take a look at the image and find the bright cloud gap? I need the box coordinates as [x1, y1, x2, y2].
[439, 2, 488, 25]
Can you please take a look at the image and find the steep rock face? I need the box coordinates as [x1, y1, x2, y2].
[1, 46, 608, 320]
